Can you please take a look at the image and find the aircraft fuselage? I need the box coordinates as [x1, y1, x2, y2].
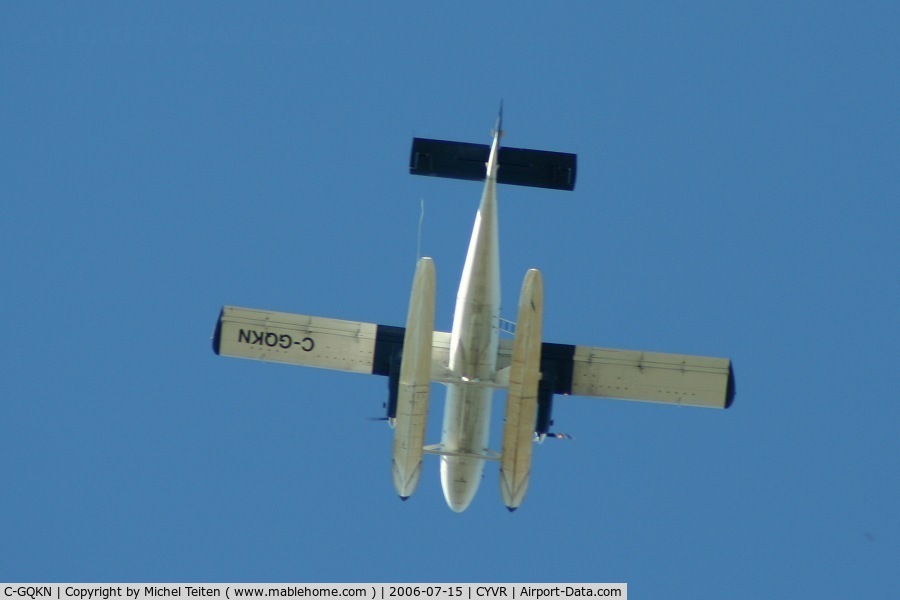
[439, 130, 503, 512]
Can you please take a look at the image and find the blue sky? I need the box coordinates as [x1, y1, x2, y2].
[2, 2, 897, 597]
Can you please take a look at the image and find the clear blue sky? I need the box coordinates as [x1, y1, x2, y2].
[2, 2, 897, 597]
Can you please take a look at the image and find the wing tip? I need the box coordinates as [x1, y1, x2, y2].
[212, 308, 224, 355]
[724, 362, 736, 409]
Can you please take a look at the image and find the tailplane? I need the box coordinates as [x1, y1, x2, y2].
[409, 112, 576, 191]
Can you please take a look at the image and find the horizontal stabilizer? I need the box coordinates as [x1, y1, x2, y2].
[410, 138, 576, 191]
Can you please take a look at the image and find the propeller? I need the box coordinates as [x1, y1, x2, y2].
[534, 432, 573, 443]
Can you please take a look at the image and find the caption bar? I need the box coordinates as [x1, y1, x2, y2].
[2, 585, 626, 600]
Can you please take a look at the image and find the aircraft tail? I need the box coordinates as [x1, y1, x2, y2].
[409, 138, 576, 191]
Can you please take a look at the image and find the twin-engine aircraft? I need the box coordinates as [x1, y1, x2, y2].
[213, 110, 735, 512]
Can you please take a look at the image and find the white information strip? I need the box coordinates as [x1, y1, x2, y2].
[1, 585, 626, 600]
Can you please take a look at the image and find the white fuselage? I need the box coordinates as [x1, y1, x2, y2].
[439, 133, 502, 512]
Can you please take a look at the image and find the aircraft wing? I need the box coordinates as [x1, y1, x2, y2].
[213, 305, 451, 377]
[214, 306, 733, 409]
[498, 339, 735, 409]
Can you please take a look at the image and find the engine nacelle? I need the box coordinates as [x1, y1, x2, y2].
[384, 351, 401, 427]
[535, 377, 555, 437]
[532, 342, 577, 441]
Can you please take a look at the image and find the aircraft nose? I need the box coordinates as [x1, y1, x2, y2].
[441, 457, 480, 512]
[445, 492, 473, 513]
[445, 491, 473, 513]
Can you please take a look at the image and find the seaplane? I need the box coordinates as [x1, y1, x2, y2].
[212, 107, 735, 512]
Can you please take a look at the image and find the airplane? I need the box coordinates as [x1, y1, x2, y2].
[212, 107, 735, 512]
